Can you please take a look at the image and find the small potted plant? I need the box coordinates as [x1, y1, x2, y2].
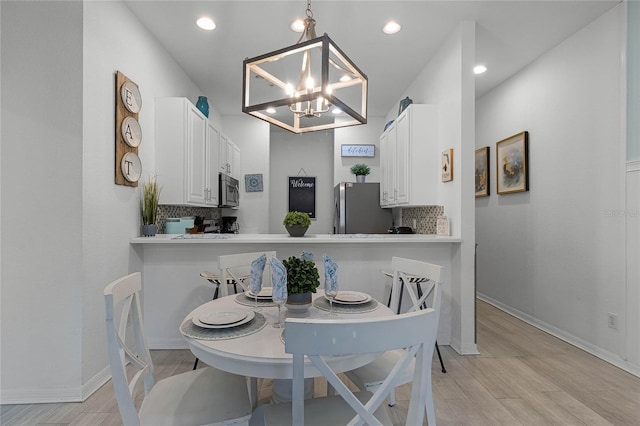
[283, 255, 320, 312]
[351, 163, 371, 183]
[140, 174, 161, 237]
[283, 211, 311, 237]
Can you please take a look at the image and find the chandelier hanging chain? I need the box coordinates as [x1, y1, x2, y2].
[306, 0, 313, 19]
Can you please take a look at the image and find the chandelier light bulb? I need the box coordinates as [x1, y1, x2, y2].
[306, 77, 315, 90]
[291, 19, 305, 32]
[266, 107, 276, 114]
[474, 65, 487, 74]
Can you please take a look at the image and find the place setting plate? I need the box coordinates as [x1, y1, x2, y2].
[245, 287, 273, 300]
[329, 291, 372, 305]
[182, 309, 267, 340]
[192, 310, 255, 329]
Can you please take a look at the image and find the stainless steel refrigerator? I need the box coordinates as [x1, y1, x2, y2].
[333, 182, 392, 234]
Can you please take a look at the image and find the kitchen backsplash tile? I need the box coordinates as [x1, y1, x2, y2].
[157, 205, 220, 233]
[401, 206, 444, 234]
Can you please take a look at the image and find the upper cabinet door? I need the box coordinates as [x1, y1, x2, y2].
[186, 104, 207, 205]
[395, 110, 410, 205]
[206, 121, 220, 206]
[219, 133, 229, 174]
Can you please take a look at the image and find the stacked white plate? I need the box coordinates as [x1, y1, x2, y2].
[245, 287, 273, 300]
[329, 291, 372, 305]
[192, 310, 255, 329]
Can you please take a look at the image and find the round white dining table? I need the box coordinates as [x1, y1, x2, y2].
[181, 290, 394, 405]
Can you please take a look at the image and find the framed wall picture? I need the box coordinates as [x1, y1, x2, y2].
[475, 147, 490, 197]
[341, 144, 375, 157]
[441, 148, 453, 182]
[496, 131, 529, 194]
[245, 173, 263, 192]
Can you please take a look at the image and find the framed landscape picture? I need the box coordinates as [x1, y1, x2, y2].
[496, 131, 529, 194]
[475, 147, 490, 197]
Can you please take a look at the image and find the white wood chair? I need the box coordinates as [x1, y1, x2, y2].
[254, 298, 440, 426]
[218, 251, 276, 295]
[345, 257, 443, 410]
[104, 272, 252, 426]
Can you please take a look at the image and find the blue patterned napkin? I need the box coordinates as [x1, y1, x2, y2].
[250, 253, 267, 294]
[300, 251, 315, 262]
[270, 257, 288, 302]
[323, 254, 338, 293]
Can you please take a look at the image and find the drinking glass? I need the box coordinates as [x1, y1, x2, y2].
[272, 291, 287, 328]
[249, 278, 262, 312]
[324, 278, 338, 316]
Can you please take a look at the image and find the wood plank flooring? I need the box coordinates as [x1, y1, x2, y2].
[2, 300, 639, 425]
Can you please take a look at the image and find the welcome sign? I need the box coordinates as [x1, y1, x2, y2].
[288, 176, 316, 218]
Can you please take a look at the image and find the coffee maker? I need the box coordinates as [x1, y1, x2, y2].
[220, 216, 239, 234]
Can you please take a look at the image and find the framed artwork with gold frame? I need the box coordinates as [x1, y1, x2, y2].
[496, 131, 529, 195]
[475, 147, 490, 197]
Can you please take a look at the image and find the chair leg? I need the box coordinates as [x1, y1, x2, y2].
[387, 388, 396, 407]
[435, 341, 446, 373]
[192, 357, 199, 370]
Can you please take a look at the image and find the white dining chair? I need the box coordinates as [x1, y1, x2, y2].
[104, 272, 252, 426]
[345, 257, 443, 408]
[218, 251, 276, 295]
[254, 300, 440, 425]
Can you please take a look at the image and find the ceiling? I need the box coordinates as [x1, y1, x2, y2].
[123, 0, 619, 118]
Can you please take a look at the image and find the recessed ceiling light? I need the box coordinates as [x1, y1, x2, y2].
[196, 17, 216, 31]
[474, 65, 487, 75]
[332, 108, 342, 115]
[266, 107, 276, 114]
[291, 19, 305, 32]
[383, 21, 401, 35]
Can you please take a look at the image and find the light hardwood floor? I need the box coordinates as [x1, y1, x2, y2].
[2, 300, 639, 425]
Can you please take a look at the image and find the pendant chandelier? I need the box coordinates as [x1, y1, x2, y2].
[242, 0, 368, 134]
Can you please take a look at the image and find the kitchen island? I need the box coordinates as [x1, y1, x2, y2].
[130, 233, 465, 352]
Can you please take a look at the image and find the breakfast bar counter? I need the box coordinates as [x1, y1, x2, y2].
[129, 233, 464, 352]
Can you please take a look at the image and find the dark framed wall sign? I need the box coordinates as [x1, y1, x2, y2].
[288, 176, 316, 218]
[496, 131, 529, 194]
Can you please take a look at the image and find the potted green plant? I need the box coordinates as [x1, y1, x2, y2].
[140, 174, 161, 237]
[351, 163, 371, 183]
[283, 211, 311, 237]
[282, 255, 320, 312]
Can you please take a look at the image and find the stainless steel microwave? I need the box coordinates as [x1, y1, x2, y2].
[219, 173, 239, 207]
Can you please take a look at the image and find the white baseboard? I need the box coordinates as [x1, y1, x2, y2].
[477, 293, 640, 378]
[0, 366, 113, 405]
[82, 364, 112, 400]
[0, 387, 82, 405]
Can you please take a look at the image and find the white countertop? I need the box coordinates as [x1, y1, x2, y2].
[130, 233, 461, 244]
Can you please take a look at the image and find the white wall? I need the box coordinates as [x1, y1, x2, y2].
[1, 0, 84, 402]
[268, 128, 334, 234]
[333, 117, 386, 185]
[222, 115, 270, 233]
[384, 22, 477, 354]
[476, 5, 638, 375]
[1, 0, 211, 403]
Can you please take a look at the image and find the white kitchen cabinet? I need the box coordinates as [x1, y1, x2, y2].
[379, 104, 438, 207]
[155, 97, 220, 207]
[219, 134, 241, 178]
[379, 121, 396, 206]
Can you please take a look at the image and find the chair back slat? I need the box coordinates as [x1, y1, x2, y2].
[390, 256, 442, 314]
[104, 272, 154, 426]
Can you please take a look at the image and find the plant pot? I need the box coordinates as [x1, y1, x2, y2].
[285, 225, 308, 237]
[285, 292, 312, 313]
[141, 224, 157, 237]
[356, 175, 366, 183]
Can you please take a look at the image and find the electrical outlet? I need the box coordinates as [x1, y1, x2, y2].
[607, 313, 618, 330]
